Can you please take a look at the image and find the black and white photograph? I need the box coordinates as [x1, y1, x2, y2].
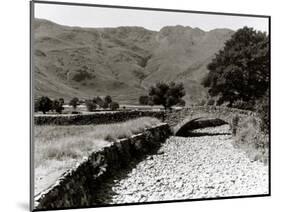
[31, 1, 270, 211]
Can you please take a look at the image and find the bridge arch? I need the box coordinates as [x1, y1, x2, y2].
[174, 117, 228, 136]
[163, 106, 258, 135]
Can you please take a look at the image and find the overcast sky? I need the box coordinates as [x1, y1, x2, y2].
[34, 2, 269, 33]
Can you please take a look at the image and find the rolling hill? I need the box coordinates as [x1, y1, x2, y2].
[33, 18, 234, 104]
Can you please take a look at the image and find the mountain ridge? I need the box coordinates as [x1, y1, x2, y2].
[33, 18, 234, 104]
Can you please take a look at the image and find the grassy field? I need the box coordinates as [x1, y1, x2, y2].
[34, 117, 161, 168]
[34, 117, 161, 194]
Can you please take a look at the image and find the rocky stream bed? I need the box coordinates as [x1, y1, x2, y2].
[92, 125, 269, 205]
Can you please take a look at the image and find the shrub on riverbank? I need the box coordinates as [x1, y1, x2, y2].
[233, 117, 269, 164]
[255, 90, 269, 134]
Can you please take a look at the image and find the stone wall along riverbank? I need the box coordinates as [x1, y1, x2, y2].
[34, 123, 171, 210]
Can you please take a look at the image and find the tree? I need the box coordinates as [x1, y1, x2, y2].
[102, 95, 112, 109]
[202, 27, 269, 108]
[139, 95, 149, 105]
[147, 98, 154, 107]
[104, 95, 112, 104]
[148, 82, 185, 110]
[35, 96, 53, 114]
[59, 98, 64, 106]
[52, 99, 64, 114]
[35, 100, 40, 112]
[93, 96, 104, 108]
[69, 97, 79, 109]
[109, 102, 119, 110]
[85, 100, 97, 112]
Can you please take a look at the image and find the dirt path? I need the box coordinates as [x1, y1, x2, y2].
[92, 125, 269, 204]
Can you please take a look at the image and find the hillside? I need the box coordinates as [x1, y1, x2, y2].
[33, 18, 233, 104]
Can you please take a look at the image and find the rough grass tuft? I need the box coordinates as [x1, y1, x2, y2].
[233, 117, 269, 164]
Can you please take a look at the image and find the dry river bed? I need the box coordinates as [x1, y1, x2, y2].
[92, 125, 269, 204]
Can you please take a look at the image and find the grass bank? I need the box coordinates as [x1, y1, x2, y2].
[34, 117, 161, 168]
[233, 117, 269, 164]
[34, 117, 161, 194]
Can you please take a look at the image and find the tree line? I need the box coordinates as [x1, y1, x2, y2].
[35, 96, 119, 114]
[35, 81, 187, 114]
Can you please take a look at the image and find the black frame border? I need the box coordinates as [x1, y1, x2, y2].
[30, 0, 271, 211]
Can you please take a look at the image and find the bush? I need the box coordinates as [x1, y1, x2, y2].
[256, 92, 269, 133]
[147, 98, 154, 106]
[109, 102, 119, 110]
[232, 99, 255, 110]
[35, 100, 40, 112]
[69, 97, 79, 109]
[59, 98, 64, 105]
[79, 99, 85, 104]
[52, 99, 64, 114]
[85, 100, 97, 112]
[93, 96, 104, 108]
[234, 117, 269, 163]
[100, 101, 109, 109]
[35, 96, 53, 114]
[104, 95, 112, 104]
[139, 95, 149, 105]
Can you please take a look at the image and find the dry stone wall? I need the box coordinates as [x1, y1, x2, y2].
[34, 123, 171, 210]
[34, 110, 164, 125]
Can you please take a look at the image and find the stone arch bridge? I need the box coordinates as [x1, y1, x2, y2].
[163, 106, 258, 135]
[34, 106, 259, 135]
